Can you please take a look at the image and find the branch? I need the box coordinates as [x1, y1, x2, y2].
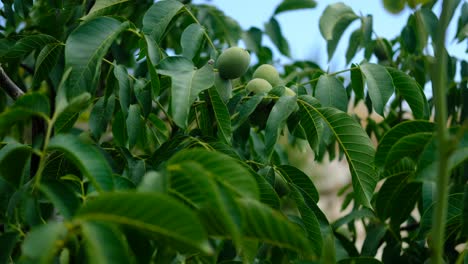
[0, 65, 24, 100]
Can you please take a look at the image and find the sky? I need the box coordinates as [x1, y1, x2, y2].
[193, 0, 467, 71]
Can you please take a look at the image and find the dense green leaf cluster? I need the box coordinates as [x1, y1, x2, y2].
[0, 0, 466, 263]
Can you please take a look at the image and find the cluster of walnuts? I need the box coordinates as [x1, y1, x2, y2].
[216, 47, 296, 96]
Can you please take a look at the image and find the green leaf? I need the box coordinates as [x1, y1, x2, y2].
[48, 134, 114, 191]
[113, 64, 132, 117]
[264, 17, 290, 57]
[274, 0, 317, 15]
[54, 87, 91, 134]
[181, 23, 205, 60]
[89, 95, 115, 140]
[20, 222, 67, 264]
[319, 3, 358, 60]
[351, 64, 364, 100]
[233, 93, 264, 130]
[288, 185, 323, 257]
[415, 131, 468, 182]
[383, 132, 433, 168]
[315, 75, 348, 112]
[142, 0, 184, 42]
[81, 221, 134, 264]
[214, 72, 232, 102]
[359, 62, 395, 116]
[168, 149, 259, 200]
[39, 180, 81, 220]
[264, 95, 297, 159]
[238, 198, 315, 259]
[134, 79, 152, 117]
[332, 208, 375, 230]
[83, 0, 130, 20]
[126, 104, 143, 149]
[65, 17, 130, 98]
[0, 232, 18, 264]
[158, 57, 214, 128]
[277, 165, 319, 203]
[3, 34, 57, 59]
[0, 93, 50, 130]
[338, 257, 383, 264]
[418, 193, 464, 239]
[386, 67, 428, 119]
[250, 169, 281, 209]
[208, 88, 232, 144]
[0, 142, 31, 187]
[300, 101, 377, 207]
[374, 120, 435, 168]
[33, 43, 63, 86]
[76, 192, 212, 254]
[360, 15, 373, 46]
[346, 29, 362, 64]
[297, 95, 323, 155]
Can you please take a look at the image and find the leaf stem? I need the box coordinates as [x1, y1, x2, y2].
[183, 6, 218, 55]
[431, 0, 453, 263]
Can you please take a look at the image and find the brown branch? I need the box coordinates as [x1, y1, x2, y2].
[0, 65, 24, 100]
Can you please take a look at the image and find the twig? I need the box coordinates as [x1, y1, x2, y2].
[0, 65, 24, 100]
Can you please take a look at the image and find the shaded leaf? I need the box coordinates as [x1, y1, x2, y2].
[33, 43, 63, 86]
[89, 95, 115, 140]
[383, 132, 433, 168]
[351, 64, 364, 100]
[233, 93, 264, 130]
[0, 232, 18, 264]
[332, 208, 375, 230]
[76, 192, 212, 254]
[264, 95, 297, 159]
[3, 34, 57, 59]
[48, 134, 114, 191]
[346, 29, 362, 64]
[39, 180, 80, 220]
[277, 165, 319, 203]
[297, 95, 323, 155]
[208, 87, 232, 144]
[20, 222, 67, 264]
[264, 17, 290, 57]
[0, 142, 31, 187]
[114, 64, 132, 117]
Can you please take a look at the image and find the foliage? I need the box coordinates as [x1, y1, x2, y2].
[0, 0, 466, 263]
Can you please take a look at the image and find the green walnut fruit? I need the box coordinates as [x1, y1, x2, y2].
[246, 78, 273, 94]
[216, 47, 251, 80]
[284, 87, 296, 96]
[253, 64, 282, 86]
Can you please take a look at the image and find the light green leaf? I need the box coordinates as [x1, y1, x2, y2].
[374, 120, 435, 168]
[33, 43, 63, 86]
[0, 142, 31, 187]
[238, 198, 315, 259]
[181, 23, 205, 60]
[264, 17, 290, 57]
[274, 0, 317, 15]
[20, 222, 67, 264]
[297, 95, 323, 155]
[386, 67, 428, 119]
[48, 134, 114, 191]
[76, 192, 212, 254]
[298, 100, 377, 208]
[158, 57, 214, 128]
[142, 0, 184, 42]
[359, 62, 395, 116]
[208, 88, 232, 144]
[83, 0, 130, 20]
[89, 95, 115, 140]
[319, 3, 358, 60]
[265, 95, 297, 159]
[315, 75, 348, 112]
[65, 17, 130, 98]
[81, 221, 134, 264]
[168, 149, 259, 200]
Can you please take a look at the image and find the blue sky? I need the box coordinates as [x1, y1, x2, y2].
[193, 0, 467, 70]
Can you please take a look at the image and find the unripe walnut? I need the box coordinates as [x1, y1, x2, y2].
[216, 47, 251, 80]
[284, 87, 296, 96]
[253, 64, 282, 86]
[246, 78, 272, 94]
